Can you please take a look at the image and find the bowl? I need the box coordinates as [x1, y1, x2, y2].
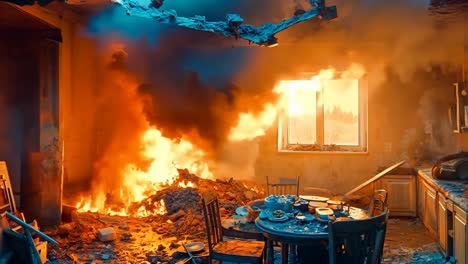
[264, 195, 294, 212]
[316, 207, 334, 221]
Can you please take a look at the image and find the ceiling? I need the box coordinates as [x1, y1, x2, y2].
[0, 2, 57, 30]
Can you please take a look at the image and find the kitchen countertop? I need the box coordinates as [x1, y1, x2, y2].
[418, 169, 468, 211]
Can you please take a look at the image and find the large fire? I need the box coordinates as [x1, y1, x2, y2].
[75, 64, 365, 217]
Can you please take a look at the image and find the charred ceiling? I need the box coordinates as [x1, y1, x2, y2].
[0, 2, 62, 41]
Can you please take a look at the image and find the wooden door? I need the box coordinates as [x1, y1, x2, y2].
[438, 196, 447, 255]
[376, 175, 416, 216]
[417, 175, 425, 219]
[424, 180, 438, 238]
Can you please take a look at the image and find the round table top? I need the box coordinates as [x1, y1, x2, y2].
[255, 206, 368, 241]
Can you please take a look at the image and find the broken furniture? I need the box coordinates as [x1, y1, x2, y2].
[1, 212, 58, 264]
[368, 189, 388, 217]
[200, 192, 265, 264]
[0, 162, 16, 215]
[327, 210, 389, 264]
[343, 160, 417, 217]
[0, 161, 56, 264]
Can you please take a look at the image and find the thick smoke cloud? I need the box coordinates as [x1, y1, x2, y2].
[86, 0, 467, 158]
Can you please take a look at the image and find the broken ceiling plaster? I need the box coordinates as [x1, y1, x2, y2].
[112, 0, 337, 46]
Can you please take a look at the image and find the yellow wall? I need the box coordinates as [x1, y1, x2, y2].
[255, 70, 460, 194]
[17, 4, 468, 196]
[20, 4, 98, 190]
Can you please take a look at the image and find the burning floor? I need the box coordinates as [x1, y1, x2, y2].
[33, 173, 447, 264]
[43, 170, 264, 264]
[42, 216, 448, 264]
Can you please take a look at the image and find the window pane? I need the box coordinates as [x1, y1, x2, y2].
[288, 88, 316, 144]
[323, 79, 359, 146]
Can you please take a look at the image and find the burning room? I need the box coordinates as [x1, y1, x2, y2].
[0, 0, 467, 263]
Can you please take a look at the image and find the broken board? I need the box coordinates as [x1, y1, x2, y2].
[344, 160, 406, 197]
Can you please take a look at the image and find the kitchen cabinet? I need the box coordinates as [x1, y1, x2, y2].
[417, 174, 438, 238]
[438, 196, 448, 254]
[450, 81, 468, 133]
[453, 205, 467, 264]
[438, 195, 454, 256]
[417, 175, 425, 219]
[375, 175, 416, 216]
[417, 169, 468, 263]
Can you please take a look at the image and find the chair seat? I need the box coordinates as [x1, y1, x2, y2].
[212, 240, 265, 263]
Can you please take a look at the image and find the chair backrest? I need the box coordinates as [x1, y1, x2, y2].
[201, 191, 224, 253]
[265, 175, 299, 196]
[328, 211, 389, 264]
[369, 189, 388, 217]
[302, 187, 333, 197]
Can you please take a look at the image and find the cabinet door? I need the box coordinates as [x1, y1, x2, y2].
[417, 175, 426, 219]
[454, 205, 466, 264]
[377, 175, 416, 216]
[424, 181, 438, 238]
[438, 196, 447, 255]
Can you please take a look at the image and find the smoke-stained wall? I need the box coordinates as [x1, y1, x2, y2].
[255, 67, 459, 194]
[17, 0, 466, 197]
[0, 38, 39, 206]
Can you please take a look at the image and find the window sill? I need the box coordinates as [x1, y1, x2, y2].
[277, 149, 369, 154]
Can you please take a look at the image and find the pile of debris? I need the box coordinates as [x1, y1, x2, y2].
[44, 170, 265, 263]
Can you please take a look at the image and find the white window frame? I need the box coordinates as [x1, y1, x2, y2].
[277, 77, 368, 153]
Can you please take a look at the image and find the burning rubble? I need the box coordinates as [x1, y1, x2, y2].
[47, 170, 264, 263]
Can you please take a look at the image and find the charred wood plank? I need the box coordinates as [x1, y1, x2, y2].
[6, 212, 59, 245]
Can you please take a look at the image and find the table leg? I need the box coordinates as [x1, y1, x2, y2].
[267, 239, 274, 264]
[288, 244, 296, 264]
[281, 243, 289, 264]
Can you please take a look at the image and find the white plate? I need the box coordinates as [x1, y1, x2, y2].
[300, 195, 329, 202]
[308, 201, 328, 208]
[177, 242, 205, 253]
[268, 215, 289, 222]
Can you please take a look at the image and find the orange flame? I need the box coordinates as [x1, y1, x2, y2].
[75, 62, 365, 217]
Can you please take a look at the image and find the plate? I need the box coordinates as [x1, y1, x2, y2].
[177, 242, 205, 253]
[300, 195, 329, 202]
[235, 206, 249, 216]
[308, 201, 328, 208]
[268, 215, 289, 222]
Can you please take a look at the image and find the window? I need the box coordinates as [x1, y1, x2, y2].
[276, 75, 367, 152]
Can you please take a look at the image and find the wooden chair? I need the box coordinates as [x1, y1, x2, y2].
[265, 175, 300, 197]
[302, 187, 333, 197]
[327, 210, 389, 264]
[265, 176, 300, 263]
[369, 189, 388, 217]
[201, 192, 265, 264]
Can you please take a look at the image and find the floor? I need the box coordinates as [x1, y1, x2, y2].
[43, 214, 451, 264]
[268, 217, 450, 264]
[380, 217, 451, 264]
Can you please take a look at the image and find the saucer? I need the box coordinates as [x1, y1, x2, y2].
[177, 242, 205, 253]
[268, 215, 289, 222]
